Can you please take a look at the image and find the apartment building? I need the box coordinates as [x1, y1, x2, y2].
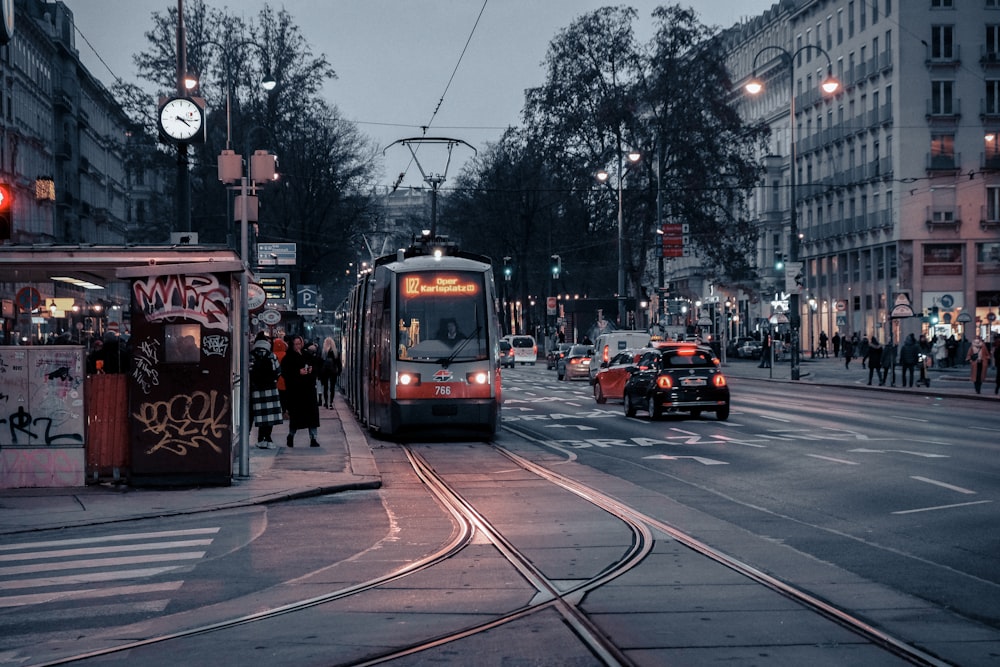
[726, 0, 1000, 346]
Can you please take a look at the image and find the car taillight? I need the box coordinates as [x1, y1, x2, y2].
[533, 345, 537, 355]
[713, 374, 727, 387]
[656, 375, 673, 389]
[602, 345, 610, 363]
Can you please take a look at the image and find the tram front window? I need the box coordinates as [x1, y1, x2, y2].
[396, 271, 488, 362]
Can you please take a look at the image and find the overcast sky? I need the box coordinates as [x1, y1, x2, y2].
[65, 1, 777, 189]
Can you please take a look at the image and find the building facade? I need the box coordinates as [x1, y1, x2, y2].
[726, 0, 1000, 350]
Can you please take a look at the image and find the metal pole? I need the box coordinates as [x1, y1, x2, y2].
[176, 0, 191, 233]
[237, 175, 250, 478]
[617, 152, 626, 328]
[788, 54, 801, 381]
[656, 142, 664, 328]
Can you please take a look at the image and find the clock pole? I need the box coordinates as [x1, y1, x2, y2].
[176, 0, 191, 233]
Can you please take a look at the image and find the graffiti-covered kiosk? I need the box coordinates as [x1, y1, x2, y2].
[0, 246, 246, 488]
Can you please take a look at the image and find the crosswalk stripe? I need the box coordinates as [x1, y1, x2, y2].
[0, 581, 185, 608]
[0, 527, 220, 552]
[0, 539, 214, 562]
[0, 551, 206, 578]
[0, 566, 183, 591]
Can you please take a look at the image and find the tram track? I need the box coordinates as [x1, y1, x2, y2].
[500, 422, 952, 667]
[22, 430, 951, 667]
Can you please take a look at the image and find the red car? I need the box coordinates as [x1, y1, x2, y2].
[592, 348, 655, 403]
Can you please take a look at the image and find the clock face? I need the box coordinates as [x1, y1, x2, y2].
[159, 97, 203, 141]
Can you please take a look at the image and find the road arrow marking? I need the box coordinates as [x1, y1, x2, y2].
[543, 424, 598, 430]
[643, 455, 728, 465]
[850, 448, 949, 458]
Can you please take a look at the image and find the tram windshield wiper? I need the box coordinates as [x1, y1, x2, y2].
[438, 325, 483, 367]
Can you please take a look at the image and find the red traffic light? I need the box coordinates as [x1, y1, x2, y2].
[0, 183, 11, 208]
[0, 183, 12, 241]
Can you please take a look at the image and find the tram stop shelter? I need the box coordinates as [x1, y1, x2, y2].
[0, 245, 246, 489]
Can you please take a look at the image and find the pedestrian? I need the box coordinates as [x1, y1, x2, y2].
[280, 334, 321, 447]
[319, 336, 342, 408]
[86, 338, 105, 375]
[899, 333, 921, 388]
[965, 336, 992, 394]
[882, 339, 897, 387]
[832, 331, 841, 358]
[272, 336, 288, 417]
[993, 338, 1000, 395]
[818, 331, 829, 358]
[842, 335, 854, 369]
[945, 335, 958, 368]
[932, 335, 947, 368]
[758, 332, 771, 368]
[858, 336, 870, 369]
[249, 333, 282, 449]
[865, 336, 883, 385]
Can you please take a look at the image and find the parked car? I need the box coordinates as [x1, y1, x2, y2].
[737, 339, 762, 359]
[506, 335, 537, 365]
[499, 340, 515, 368]
[546, 343, 573, 370]
[557, 344, 595, 381]
[622, 343, 730, 421]
[592, 348, 654, 403]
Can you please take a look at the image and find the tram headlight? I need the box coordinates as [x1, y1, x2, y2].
[397, 372, 421, 386]
[467, 371, 490, 385]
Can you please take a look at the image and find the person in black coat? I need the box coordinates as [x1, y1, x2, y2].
[280, 335, 321, 447]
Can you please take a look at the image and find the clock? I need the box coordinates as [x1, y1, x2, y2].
[158, 96, 204, 142]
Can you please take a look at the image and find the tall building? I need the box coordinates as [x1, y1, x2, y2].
[726, 0, 1000, 349]
[2, 0, 133, 245]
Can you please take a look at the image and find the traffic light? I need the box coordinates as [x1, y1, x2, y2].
[0, 183, 12, 241]
[928, 306, 939, 325]
[502, 259, 512, 281]
[550, 254, 562, 279]
[774, 252, 784, 271]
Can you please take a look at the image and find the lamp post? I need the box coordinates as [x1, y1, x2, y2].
[596, 150, 641, 329]
[745, 45, 839, 380]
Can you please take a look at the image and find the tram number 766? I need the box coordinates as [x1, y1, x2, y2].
[435, 385, 453, 396]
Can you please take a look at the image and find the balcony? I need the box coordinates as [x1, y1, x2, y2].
[926, 98, 961, 124]
[926, 205, 962, 232]
[926, 152, 961, 174]
[925, 43, 961, 70]
[983, 152, 1000, 171]
[981, 45, 1000, 70]
[980, 205, 1000, 231]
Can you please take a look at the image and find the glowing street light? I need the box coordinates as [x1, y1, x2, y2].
[597, 149, 641, 328]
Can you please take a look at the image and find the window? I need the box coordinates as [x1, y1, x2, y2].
[931, 80, 954, 114]
[923, 244, 962, 277]
[988, 81, 1000, 114]
[988, 187, 1000, 221]
[977, 243, 1000, 274]
[931, 25, 954, 59]
[931, 0, 953, 7]
[987, 26, 1000, 60]
[930, 134, 955, 167]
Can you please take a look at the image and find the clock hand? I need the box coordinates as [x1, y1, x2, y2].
[174, 115, 192, 126]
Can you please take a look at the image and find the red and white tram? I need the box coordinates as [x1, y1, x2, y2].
[343, 237, 502, 437]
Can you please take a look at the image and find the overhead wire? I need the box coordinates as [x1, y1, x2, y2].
[391, 0, 490, 190]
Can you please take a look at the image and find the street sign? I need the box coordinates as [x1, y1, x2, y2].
[247, 281, 267, 312]
[259, 308, 281, 325]
[296, 284, 318, 315]
[257, 242, 297, 266]
[889, 293, 915, 319]
[784, 262, 803, 293]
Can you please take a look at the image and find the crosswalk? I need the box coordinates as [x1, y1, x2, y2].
[0, 527, 219, 611]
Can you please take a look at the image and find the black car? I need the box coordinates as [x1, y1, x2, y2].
[546, 343, 572, 370]
[622, 344, 730, 421]
[499, 340, 515, 368]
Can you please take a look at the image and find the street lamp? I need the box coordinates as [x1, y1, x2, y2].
[745, 45, 839, 380]
[596, 149, 641, 329]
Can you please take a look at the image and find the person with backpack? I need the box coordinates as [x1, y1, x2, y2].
[249, 332, 283, 449]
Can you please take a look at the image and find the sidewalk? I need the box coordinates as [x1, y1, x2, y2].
[722, 352, 999, 400]
[0, 395, 381, 535]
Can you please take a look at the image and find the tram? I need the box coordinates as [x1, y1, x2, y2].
[343, 235, 502, 437]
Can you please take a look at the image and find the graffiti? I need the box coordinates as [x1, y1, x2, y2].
[132, 390, 230, 457]
[0, 448, 84, 487]
[132, 273, 230, 330]
[1, 405, 84, 445]
[132, 337, 162, 395]
[202, 335, 229, 357]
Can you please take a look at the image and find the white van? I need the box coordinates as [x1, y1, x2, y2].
[589, 331, 651, 381]
[506, 334, 537, 365]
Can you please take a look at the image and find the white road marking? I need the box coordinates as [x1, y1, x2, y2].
[644, 455, 729, 465]
[806, 454, 859, 465]
[0, 527, 220, 553]
[849, 448, 949, 458]
[911, 476, 976, 494]
[892, 500, 993, 515]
